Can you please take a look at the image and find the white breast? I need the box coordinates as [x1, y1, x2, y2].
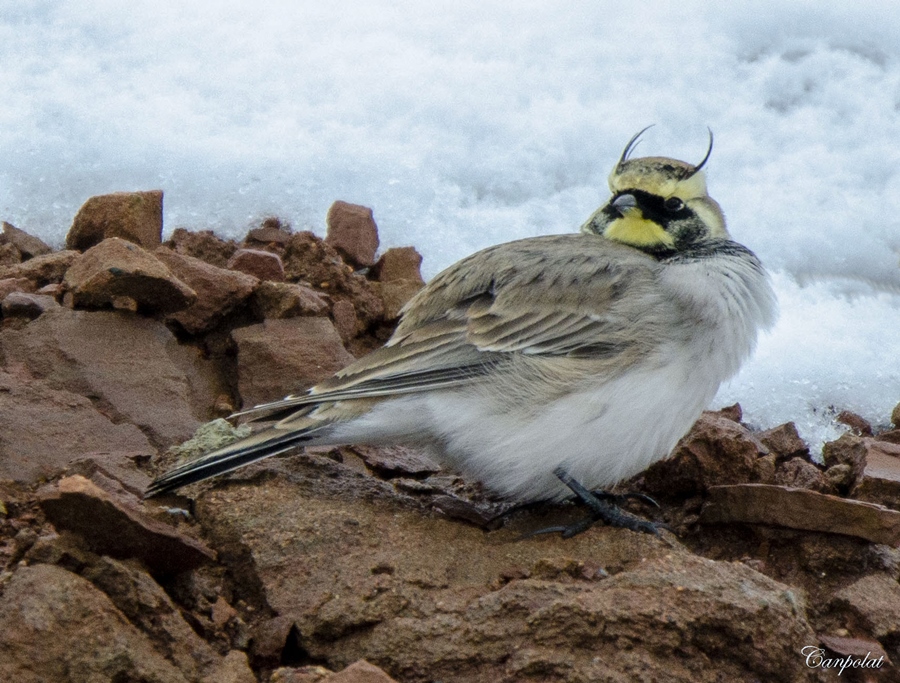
[332, 250, 777, 502]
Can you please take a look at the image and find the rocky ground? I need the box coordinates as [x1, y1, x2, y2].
[1, 191, 899, 682]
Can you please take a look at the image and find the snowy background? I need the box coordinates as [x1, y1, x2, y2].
[2, 1, 900, 450]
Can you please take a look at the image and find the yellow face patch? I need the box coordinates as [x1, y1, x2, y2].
[603, 210, 675, 249]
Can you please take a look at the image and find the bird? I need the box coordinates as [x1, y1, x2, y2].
[146, 128, 777, 537]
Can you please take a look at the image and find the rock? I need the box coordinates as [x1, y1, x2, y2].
[875, 429, 900, 444]
[853, 440, 900, 508]
[1, 221, 52, 258]
[66, 451, 154, 498]
[326, 660, 399, 683]
[0, 249, 79, 286]
[832, 573, 900, 640]
[272, 666, 334, 683]
[1, 291, 60, 320]
[818, 634, 890, 663]
[836, 410, 874, 436]
[283, 231, 384, 328]
[757, 422, 809, 461]
[325, 201, 379, 268]
[0, 564, 189, 683]
[893, 402, 900, 428]
[774, 457, 830, 492]
[203, 651, 257, 683]
[700, 484, 900, 545]
[249, 614, 299, 668]
[0, 369, 153, 484]
[81, 555, 219, 679]
[0, 241, 19, 266]
[64, 237, 196, 313]
[349, 445, 440, 477]
[370, 247, 425, 284]
[0, 308, 219, 447]
[39, 475, 215, 573]
[251, 281, 329, 319]
[197, 466, 816, 683]
[372, 280, 423, 321]
[245, 217, 293, 249]
[232, 317, 354, 408]
[67, 189, 163, 251]
[165, 227, 238, 267]
[0, 277, 36, 299]
[641, 411, 768, 497]
[331, 298, 360, 341]
[155, 247, 259, 334]
[823, 433, 868, 489]
[715, 402, 743, 422]
[227, 247, 285, 282]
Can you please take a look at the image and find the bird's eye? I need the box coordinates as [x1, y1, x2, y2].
[664, 197, 685, 212]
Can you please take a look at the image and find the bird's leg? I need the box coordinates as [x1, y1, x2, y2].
[525, 467, 661, 539]
[590, 489, 660, 509]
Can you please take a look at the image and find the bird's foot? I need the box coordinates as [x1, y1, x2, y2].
[523, 467, 664, 539]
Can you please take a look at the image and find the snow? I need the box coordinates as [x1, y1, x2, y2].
[2, 1, 900, 451]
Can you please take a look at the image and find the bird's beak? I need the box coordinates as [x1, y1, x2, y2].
[611, 193, 638, 216]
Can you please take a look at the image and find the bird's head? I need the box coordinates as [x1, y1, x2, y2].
[580, 127, 728, 257]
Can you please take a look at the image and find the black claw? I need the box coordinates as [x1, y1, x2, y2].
[591, 489, 660, 509]
[528, 467, 663, 538]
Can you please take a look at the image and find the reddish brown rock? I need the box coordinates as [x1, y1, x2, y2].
[197, 469, 816, 683]
[331, 298, 360, 341]
[66, 189, 163, 251]
[251, 281, 329, 319]
[370, 247, 425, 284]
[0, 564, 189, 683]
[641, 411, 768, 496]
[155, 247, 259, 334]
[250, 615, 299, 668]
[700, 484, 900, 545]
[371, 280, 422, 321]
[227, 247, 285, 282]
[818, 634, 890, 663]
[232, 317, 354, 408]
[64, 237, 196, 314]
[272, 667, 333, 683]
[757, 422, 809, 461]
[326, 660, 399, 683]
[875, 429, 900, 444]
[0, 369, 153, 484]
[325, 201, 380, 268]
[774, 457, 830, 492]
[349, 445, 440, 477]
[823, 433, 868, 489]
[0, 249, 79, 286]
[80, 554, 220, 679]
[0, 277, 36, 299]
[39, 475, 215, 573]
[1, 221, 52, 258]
[283, 231, 384, 328]
[204, 651, 257, 683]
[66, 451, 154, 498]
[165, 227, 238, 267]
[836, 410, 874, 436]
[853, 440, 900, 508]
[0, 307, 220, 447]
[832, 573, 900, 640]
[0, 241, 19, 266]
[1, 291, 60, 319]
[245, 217, 293, 250]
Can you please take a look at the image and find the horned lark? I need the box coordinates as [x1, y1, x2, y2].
[147, 129, 777, 536]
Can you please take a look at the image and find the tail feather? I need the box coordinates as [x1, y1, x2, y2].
[144, 423, 329, 498]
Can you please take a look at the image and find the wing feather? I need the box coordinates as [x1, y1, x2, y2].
[237, 235, 661, 421]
